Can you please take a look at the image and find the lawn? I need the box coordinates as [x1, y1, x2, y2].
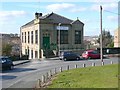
[48, 64, 118, 88]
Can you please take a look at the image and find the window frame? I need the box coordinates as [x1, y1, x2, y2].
[57, 30, 68, 44]
[75, 30, 81, 44]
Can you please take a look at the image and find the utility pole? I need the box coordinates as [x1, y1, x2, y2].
[58, 23, 61, 56]
[100, 6, 103, 62]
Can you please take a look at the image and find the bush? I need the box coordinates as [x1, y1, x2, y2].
[10, 55, 20, 61]
[20, 55, 29, 60]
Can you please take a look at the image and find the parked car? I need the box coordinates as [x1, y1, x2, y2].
[82, 50, 100, 59]
[59, 51, 80, 61]
[0, 56, 14, 70]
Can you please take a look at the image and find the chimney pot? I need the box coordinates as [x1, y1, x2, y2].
[35, 12, 39, 19]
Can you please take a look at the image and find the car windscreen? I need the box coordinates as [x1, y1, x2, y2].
[91, 51, 99, 54]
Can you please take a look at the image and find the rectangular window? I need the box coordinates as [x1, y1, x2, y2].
[31, 31, 33, 44]
[28, 49, 29, 56]
[22, 32, 23, 43]
[35, 30, 38, 44]
[75, 30, 81, 44]
[28, 32, 30, 43]
[57, 30, 68, 44]
[35, 51, 38, 58]
[25, 32, 26, 43]
[31, 50, 33, 59]
[25, 49, 27, 55]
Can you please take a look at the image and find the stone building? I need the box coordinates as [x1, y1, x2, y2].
[114, 27, 120, 47]
[20, 12, 84, 59]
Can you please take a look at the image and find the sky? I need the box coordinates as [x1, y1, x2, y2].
[0, 0, 119, 36]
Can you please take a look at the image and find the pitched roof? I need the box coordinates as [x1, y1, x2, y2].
[42, 12, 73, 24]
[21, 20, 34, 28]
[21, 12, 84, 28]
[71, 19, 84, 25]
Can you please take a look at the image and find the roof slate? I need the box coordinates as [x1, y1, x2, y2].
[21, 12, 84, 28]
[71, 19, 84, 25]
[44, 12, 73, 24]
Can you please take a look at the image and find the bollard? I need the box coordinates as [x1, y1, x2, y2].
[54, 68, 57, 74]
[42, 75, 45, 83]
[101, 62, 104, 66]
[38, 79, 41, 87]
[46, 72, 49, 80]
[60, 67, 62, 72]
[36, 79, 41, 88]
[92, 63, 95, 66]
[49, 70, 52, 77]
[111, 61, 113, 64]
[83, 64, 86, 67]
[75, 64, 77, 68]
[67, 65, 70, 70]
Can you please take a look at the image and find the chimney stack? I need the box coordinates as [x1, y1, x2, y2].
[35, 12, 42, 19]
[39, 13, 42, 17]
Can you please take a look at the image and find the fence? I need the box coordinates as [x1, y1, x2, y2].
[35, 60, 115, 88]
[96, 47, 120, 55]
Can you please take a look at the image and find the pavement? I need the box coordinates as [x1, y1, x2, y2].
[12, 54, 120, 66]
[12, 57, 59, 66]
[13, 60, 30, 66]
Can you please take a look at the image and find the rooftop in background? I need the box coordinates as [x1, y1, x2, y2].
[0, 33, 20, 38]
[84, 36, 99, 41]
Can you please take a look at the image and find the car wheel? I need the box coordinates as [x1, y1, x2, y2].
[9, 65, 14, 70]
[59, 58, 62, 60]
[88, 57, 91, 59]
[64, 58, 67, 61]
[76, 57, 79, 60]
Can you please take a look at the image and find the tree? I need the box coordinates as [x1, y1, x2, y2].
[107, 41, 114, 48]
[2, 44, 12, 56]
[97, 30, 113, 48]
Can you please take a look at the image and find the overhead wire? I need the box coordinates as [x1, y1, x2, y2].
[103, 9, 120, 15]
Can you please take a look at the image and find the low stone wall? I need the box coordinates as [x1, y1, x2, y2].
[104, 54, 120, 57]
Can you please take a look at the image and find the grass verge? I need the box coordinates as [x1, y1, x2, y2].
[48, 64, 118, 88]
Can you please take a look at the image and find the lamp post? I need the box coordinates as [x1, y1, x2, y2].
[100, 6, 103, 62]
[58, 23, 61, 56]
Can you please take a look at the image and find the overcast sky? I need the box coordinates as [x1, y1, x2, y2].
[0, 0, 119, 36]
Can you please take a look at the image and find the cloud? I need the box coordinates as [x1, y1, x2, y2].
[46, 2, 117, 13]
[0, 11, 28, 34]
[0, 11, 27, 24]
[46, 3, 75, 12]
[0, 11, 27, 18]
[103, 3, 118, 10]
[91, 3, 118, 11]
[19, 4, 44, 9]
[90, 0, 118, 3]
[1, 0, 118, 2]
[70, 7, 87, 13]
[107, 16, 118, 22]
[46, 3, 87, 13]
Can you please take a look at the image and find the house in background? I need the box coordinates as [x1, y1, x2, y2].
[114, 27, 120, 47]
[84, 36, 99, 49]
[0, 33, 21, 56]
[20, 12, 84, 59]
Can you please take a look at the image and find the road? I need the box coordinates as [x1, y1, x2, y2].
[0, 57, 119, 89]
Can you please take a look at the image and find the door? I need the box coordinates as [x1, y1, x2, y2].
[43, 37, 50, 50]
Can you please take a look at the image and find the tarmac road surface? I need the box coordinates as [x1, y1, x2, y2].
[0, 57, 119, 89]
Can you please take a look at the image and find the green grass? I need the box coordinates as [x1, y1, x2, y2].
[48, 64, 118, 88]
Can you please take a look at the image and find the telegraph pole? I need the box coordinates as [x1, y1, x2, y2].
[58, 23, 61, 56]
[100, 6, 103, 62]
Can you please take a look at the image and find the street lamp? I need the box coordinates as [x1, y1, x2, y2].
[58, 23, 61, 56]
[100, 6, 103, 62]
